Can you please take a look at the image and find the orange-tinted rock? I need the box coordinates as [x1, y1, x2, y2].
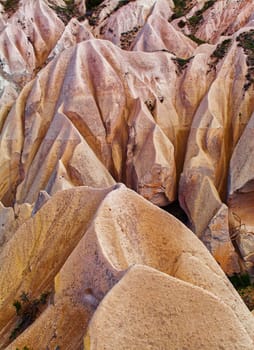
[228, 111, 254, 277]
[0, 185, 113, 348]
[85, 265, 254, 350]
[179, 36, 254, 273]
[0, 1, 254, 348]
[4, 185, 254, 349]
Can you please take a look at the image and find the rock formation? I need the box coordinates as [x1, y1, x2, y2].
[0, 0, 254, 349]
[2, 185, 254, 349]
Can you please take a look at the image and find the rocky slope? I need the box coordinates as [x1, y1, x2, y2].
[0, 0, 254, 349]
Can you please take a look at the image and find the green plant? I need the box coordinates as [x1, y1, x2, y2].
[237, 286, 254, 311]
[120, 26, 140, 50]
[13, 300, 22, 315]
[178, 20, 186, 28]
[0, 0, 19, 11]
[211, 39, 232, 59]
[229, 273, 254, 311]
[170, 0, 216, 23]
[229, 273, 251, 289]
[51, 0, 80, 24]
[236, 30, 254, 91]
[10, 291, 51, 341]
[188, 34, 206, 45]
[188, 12, 203, 27]
[172, 56, 193, 74]
[208, 38, 232, 72]
[85, 0, 107, 26]
[113, 0, 130, 12]
[188, 0, 216, 29]
[203, 0, 216, 11]
[170, 0, 189, 20]
[85, 0, 104, 10]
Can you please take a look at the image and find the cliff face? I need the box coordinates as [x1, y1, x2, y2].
[0, 0, 254, 349]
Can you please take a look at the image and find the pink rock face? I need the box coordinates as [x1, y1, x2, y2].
[195, 0, 254, 43]
[1, 39, 183, 207]
[132, 0, 196, 57]
[0, 0, 64, 85]
[1, 185, 254, 349]
[0, 0, 254, 348]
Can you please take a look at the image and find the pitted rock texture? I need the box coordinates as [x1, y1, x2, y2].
[0, 0, 254, 349]
[2, 185, 254, 349]
[85, 265, 254, 350]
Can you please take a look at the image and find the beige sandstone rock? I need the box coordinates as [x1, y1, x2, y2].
[202, 203, 240, 274]
[126, 98, 176, 205]
[0, 202, 15, 249]
[228, 110, 254, 276]
[16, 112, 115, 203]
[0, 82, 18, 122]
[0, 81, 32, 206]
[85, 265, 254, 350]
[0, 0, 64, 86]
[48, 18, 93, 59]
[228, 111, 254, 232]
[0, 185, 113, 348]
[94, 0, 156, 46]
[0, 1, 254, 348]
[4, 185, 254, 349]
[179, 35, 254, 273]
[132, 0, 196, 57]
[79, 185, 254, 338]
[0, 0, 253, 274]
[1, 38, 186, 206]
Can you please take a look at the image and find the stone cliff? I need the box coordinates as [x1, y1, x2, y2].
[0, 0, 254, 349]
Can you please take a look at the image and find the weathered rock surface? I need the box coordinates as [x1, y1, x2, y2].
[0, 0, 254, 349]
[0, 0, 64, 88]
[85, 265, 254, 350]
[0, 185, 113, 348]
[2, 185, 254, 349]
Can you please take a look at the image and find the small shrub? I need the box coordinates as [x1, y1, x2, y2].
[10, 291, 51, 341]
[203, 0, 216, 12]
[237, 286, 254, 311]
[13, 300, 22, 315]
[170, 0, 216, 23]
[188, 12, 203, 27]
[229, 273, 251, 289]
[51, 0, 80, 24]
[170, 0, 190, 20]
[229, 273, 254, 311]
[236, 30, 254, 91]
[208, 38, 232, 71]
[172, 56, 193, 74]
[178, 20, 186, 28]
[0, 0, 19, 11]
[188, 34, 206, 45]
[188, 0, 216, 30]
[211, 39, 232, 59]
[85, 0, 104, 10]
[113, 0, 130, 13]
[0, 0, 19, 16]
[120, 26, 141, 50]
